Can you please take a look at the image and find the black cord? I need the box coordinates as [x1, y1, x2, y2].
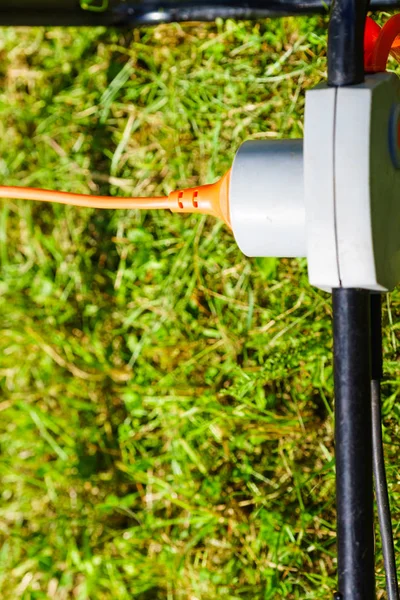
[371, 294, 399, 600]
[372, 380, 399, 600]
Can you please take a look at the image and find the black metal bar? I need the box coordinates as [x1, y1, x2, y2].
[333, 288, 375, 600]
[0, 0, 399, 27]
[328, 2, 377, 597]
[327, 0, 370, 86]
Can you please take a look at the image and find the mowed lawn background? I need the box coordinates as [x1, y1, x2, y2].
[1, 16, 400, 600]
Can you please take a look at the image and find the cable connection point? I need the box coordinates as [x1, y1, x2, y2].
[168, 169, 231, 227]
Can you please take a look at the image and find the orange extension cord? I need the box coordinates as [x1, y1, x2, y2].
[0, 170, 231, 227]
[0, 186, 171, 210]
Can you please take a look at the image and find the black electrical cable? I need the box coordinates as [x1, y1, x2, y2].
[372, 380, 400, 600]
[371, 294, 399, 600]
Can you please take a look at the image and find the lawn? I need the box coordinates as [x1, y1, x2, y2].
[0, 15, 399, 600]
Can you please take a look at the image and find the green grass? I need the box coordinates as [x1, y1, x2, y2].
[0, 16, 399, 600]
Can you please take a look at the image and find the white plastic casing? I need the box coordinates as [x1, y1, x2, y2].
[303, 85, 339, 290]
[305, 72, 400, 292]
[230, 73, 400, 292]
[229, 139, 306, 258]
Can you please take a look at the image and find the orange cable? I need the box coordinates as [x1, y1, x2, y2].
[0, 185, 170, 210]
[0, 169, 232, 227]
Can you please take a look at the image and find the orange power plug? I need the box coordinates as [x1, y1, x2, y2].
[168, 170, 230, 226]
